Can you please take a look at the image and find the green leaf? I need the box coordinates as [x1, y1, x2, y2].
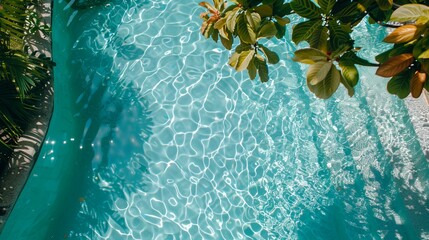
[307, 63, 341, 99]
[245, 11, 261, 30]
[332, 2, 360, 19]
[307, 61, 333, 85]
[257, 21, 277, 39]
[274, 21, 286, 38]
[290, 0, 322, 19]
[330, 44, 351, 60]
[229, 52, 241, 68]
[274, 16, 290, 26]
[274, 3, 292, 17]
[211, 29, 219, 42]
[214, 17, 227, 29]
[418, 49, 429, 59]
[259, 45, 280, 64]
[226, 8, 239, 32]
[340, 75, 355, 97]
[254, 5, 273, 18]
[376, 44, 413, 63]
[257, 58, 269, 82]
[328, 20, 352, 49]
[293, 48, 328, 64]
[220, 31, 233, 50]
[390, 4, 429, 22]
[341, 52, 378, 67]
[237, 50, 255, 71]
[339, 61, 359, 87]
[237, 13, 256, 44]
[292, 19, 323, 44]
[308, 26, 328, 53]
[387, 70, 412, 98]
[236, 43, 252, 53]
[318, 0, 336, 14]
[247, 58, 257, 80]
[376, 0, 393, 11]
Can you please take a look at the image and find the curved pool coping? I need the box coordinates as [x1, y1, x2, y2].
[0, 0, 54, 232]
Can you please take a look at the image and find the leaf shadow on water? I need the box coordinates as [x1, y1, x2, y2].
[48, 11, 153, 237]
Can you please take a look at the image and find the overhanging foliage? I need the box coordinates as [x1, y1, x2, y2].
[198, 0, 429, 99]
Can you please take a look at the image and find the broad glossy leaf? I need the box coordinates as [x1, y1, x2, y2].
[229, 52, 241, 68]
[333, 2, 360, 19]
[416, 16, 429, 25]
[218, 26, 229, 39]
[247, 58, 257, 80]
[418, 49, 429, 59]
[274, 3, 292, 17]
[226, 8, 239, 32]
[328, 20, 352, 49]
[220, 31, 233, 50]
[390, 4, 429, 22]
[274, 16, 290, 26]
[245, 11, 261, 30]
[387, 70, 412, 98]
[341, 52, 378, 67]
[376, 0, 393, 11]
[254, 5, 273, 17]
[293, 48, 328, 64]
[307, 61, 333, 85]
[257, 59, 269, 82]
[421, 59, 429, 73]
[259, 45, 280, 64]
[204, 23, 214, 38]
[377, 49, 394, 64]
[330, 45, 352, 60]
[237, 14, 256, 44]
[274, 22, 286, 38]
[340, 75, 355, 97]
[410, 71, 426, 98]
[214, 17, 227, 29]
[307, 64, 341, 99]
[376, 53, 414, 77]
[387, 44, 414, 60]
[318, 0, 336, 14]
[290, 0, 321, 19]
[258, 21, 277, 39]
[384, 25, 421, 44]
[237, 50, 255, 71]
[236, 43, 252, 53]
[212, 29, 219, 42]
[309, 26, 328, 53]
[339, 61, 359, 87]
[292, 19, 323, 44]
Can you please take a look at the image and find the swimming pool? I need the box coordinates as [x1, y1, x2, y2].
[1, 0, 429, 239]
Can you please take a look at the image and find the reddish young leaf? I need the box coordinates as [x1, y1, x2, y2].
[376, 53, 414, 77]
[384, 25, 421, 44]
[410, 71, 427, 98]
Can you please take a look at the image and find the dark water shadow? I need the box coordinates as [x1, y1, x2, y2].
[44, 3, 153, 237]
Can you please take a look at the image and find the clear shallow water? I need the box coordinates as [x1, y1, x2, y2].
[2, 0, 429, 239]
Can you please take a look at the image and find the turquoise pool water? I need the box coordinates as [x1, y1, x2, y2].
[2, 0, 429, 239]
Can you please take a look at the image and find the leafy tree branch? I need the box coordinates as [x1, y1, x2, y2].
[198, 0, 429, 99]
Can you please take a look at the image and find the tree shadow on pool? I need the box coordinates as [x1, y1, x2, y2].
[48, 50, 153, 239]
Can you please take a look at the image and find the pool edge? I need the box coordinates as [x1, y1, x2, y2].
[0, 0, 54, 232]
